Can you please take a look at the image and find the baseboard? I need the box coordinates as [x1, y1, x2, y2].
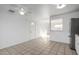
[0, 37, 41, 49]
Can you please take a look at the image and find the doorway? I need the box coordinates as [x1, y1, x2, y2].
[29, 21, 36, 40]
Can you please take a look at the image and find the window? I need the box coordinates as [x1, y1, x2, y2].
[51, 18, 63, 31]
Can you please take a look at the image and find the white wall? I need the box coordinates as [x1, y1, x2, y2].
[35, 5, 50, 38]
[36, 22, 49, 39]
[0, 5, 50, 49]
[0, 11, 32, 49]
[50, 11, 79, 44]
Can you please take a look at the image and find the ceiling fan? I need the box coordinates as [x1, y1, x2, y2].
[56, 4, 66, 9]
[8, 4, 32, 15]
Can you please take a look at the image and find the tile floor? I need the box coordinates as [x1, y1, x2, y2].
[0, 38, 77, 55]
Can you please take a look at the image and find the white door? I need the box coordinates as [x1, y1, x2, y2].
[29, 22, 36, 40]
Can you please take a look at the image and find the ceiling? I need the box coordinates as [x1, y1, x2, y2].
[0, 4, 79, 19]
[11, 4, 79, 16]
[49, 4, 79, 16]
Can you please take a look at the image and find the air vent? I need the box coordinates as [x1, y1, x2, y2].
[8, 9, 15, 13]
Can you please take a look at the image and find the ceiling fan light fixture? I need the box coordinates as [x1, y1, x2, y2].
[19, 11, 25, 15]
[57, 4, 66, 9]
[19, 8, 25, 15]
[21, 8, 24, 11]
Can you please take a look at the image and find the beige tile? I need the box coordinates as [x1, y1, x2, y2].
[30, 51, 40, 55]
[57, 52, 64, 55]
[72, 50, 77, 55]
[40, 51, 49, 55]
[0, 39, 76, 55]
[0, 49, 10, 55]
[64, 46, 72, 55]
[48, 51, 57, 55]
[23, 52, 32, 55]
[6, 48, 21, 55]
